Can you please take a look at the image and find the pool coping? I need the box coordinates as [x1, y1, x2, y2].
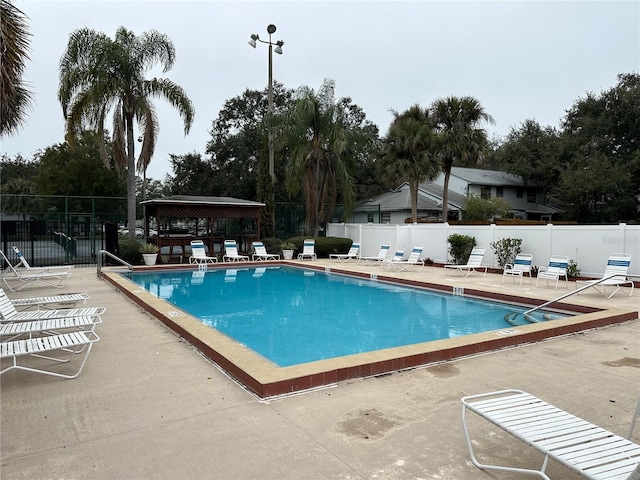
[102, 263, 638, 398]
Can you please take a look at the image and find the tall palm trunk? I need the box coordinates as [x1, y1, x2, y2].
[441, 160, 453, 221]
[408, 179, 418, 222]
[126, 114, 137, 240]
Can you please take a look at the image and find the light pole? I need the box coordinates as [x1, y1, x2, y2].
[249, 24, 284, 183]
[249, 24, 283, 236]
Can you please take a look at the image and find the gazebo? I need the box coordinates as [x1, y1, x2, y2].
[140, 195, 265, 261]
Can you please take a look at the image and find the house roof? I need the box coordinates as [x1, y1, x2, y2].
[450, 167, 524, 187]
[355, 184, 460, 212]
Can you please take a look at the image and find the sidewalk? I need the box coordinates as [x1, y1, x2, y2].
[1, 265, 638, 479]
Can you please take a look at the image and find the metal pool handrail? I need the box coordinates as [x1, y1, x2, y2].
[96, 249, 133, 278]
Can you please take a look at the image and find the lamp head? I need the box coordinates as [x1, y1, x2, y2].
[248, 39, 257, 48]
[267, 24, 276, 34]
[274, 45, 283, 55]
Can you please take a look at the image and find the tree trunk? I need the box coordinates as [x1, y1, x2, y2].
[442, 162, 452, 221]
[126, 116, 137, 240]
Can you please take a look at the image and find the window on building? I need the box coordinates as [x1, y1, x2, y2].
[480, 186, 491, 199]
[516, 187, 523, 199]
[496, 186, 503, 198]
[527, 188, 537, 203]
[367, 212, 374, 223]
[381, 212, 391, 224]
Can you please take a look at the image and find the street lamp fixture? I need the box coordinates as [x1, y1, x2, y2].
[248, 24, 284, 183]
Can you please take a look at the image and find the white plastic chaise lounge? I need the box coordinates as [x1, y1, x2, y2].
[536, 255, 569, 289]
[222, 240, 249, 262]
[461, 389, 640, 480]
[9, 292, 90, 310]
[444, 247, 488, 277]
[1, 315, 102, 343]
[0, 288, 105, 323]
[251, 241, 280, 261]
[1, 330, 100, 379]
[1, 250, 70, 292]
[329, 242, 360, 262]
[502, 253, 534, 285]
[12, 246, 73, 271]
[188, 240, 218, 264]
[298, 239, 317, 261]
[359, 244, 391, 265]
[576, 253, 634, 298]
[386, 246, 424, 272]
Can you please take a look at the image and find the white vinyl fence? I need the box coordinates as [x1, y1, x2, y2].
[327, 222, 640, 279]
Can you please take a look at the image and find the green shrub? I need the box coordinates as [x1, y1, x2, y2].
[285, 236, 352, 258]
[490, 237, 522, 269]
[119, 238, 143, 264]
[460, 194, 512, 221]
[567, 259, 581, 278]
[447, 234, 476, 264]
[258, 237, 282, 253]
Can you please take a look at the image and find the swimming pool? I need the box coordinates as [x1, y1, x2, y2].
[103, 263, 636, 398]
[128, 266, 567, 367]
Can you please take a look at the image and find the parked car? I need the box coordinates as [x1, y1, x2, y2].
[119, 228, 157, 237]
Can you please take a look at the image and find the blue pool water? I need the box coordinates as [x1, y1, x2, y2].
[129, 266, 564, 367]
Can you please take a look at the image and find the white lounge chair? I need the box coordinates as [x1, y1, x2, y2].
[0, 315, 102, 343]
[387, 246, 424, 272]
[1, 250, 70, 292]
[462, 389, 640, 480]
[444, 247, 488, 277]
[1, 330, 100, 379]
[8, 292, 89, 310]
[12, 246, 73, 271]
[188, 240, 218, 264]
[222, 240, 249, 262]
[329, 242, 361, 262]
[251, 241, 280, 261]
[536, 255, 569, 289]
[298, 239, 317, 261]
[576, 253, 634, 298]
[0, 288, 105, 322]
[502, 253, 533, 285]
[359, 244, 391, 265]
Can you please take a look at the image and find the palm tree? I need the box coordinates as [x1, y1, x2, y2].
[378, 105, 440, 222]
[431, 96, 494, 221]
[0, 0, 33, 138]
[277, 80, 372, 236]
[58, 27, 195, 239]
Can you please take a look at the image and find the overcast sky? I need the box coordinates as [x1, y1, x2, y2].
[2, 0, 639, 180]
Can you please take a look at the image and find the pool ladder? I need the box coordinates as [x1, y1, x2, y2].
[96, 249, 133, 278]
[504, 274, 629, 326]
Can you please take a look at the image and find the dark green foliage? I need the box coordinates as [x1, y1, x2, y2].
[259, 237, 282, 253]
[490, 237, 522, 269]
[447, 234, 476, 264]
[118, 238, 143, 265]
[285, 236, 352, 258]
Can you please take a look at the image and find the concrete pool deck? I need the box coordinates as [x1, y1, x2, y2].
[1, 262, 638, 479]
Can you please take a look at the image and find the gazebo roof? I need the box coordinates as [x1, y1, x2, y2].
[140, 195, 265, 208]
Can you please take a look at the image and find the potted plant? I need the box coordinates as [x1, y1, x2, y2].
[280, 241, 296, 260]
[139, 243, 159, 266]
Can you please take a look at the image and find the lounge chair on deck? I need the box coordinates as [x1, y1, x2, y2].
[386, 245, 424, 272]
[359, 244, 391, 265]
[329, 242, 360, 262]
[251, 242, 280, 261]
[536, 255, 569, 289]
[1, 250, 70, 292]
[189, 240, 218, 264]
[0, 288, 105, 322]
[576, 253, 634, 298]
[12, 246, 73, 272]
[462, 389, 640, 480]
[444, 247, 488, 277]
[222, 240, 249, 262]
[502, 253, 533, 285]
[9, 292, 89, 310]
[298, 239, 317, 261]
[1, 331, 100, 379]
